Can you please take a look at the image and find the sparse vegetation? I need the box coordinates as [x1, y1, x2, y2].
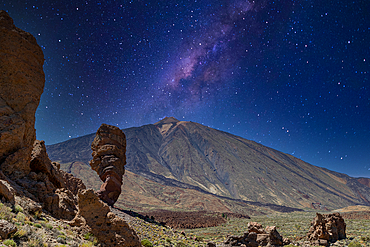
[0, 203, 13, 220]
[3, 239, 16, 247]
[14, 205, 23, 213]
[16, 212, 26, 223]
[348, 240, 362, 247]
[141, 239, 153, 247]
[34, 223, 42, 228]
[176, 242, 187, 247]
[83, 232, 93, 240]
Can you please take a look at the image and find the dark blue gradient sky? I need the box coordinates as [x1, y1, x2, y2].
[2, 0, 369, 177]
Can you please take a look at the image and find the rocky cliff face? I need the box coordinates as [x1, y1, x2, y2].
[0, 10, 45, 178]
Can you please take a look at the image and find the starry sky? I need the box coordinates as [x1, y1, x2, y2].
[2, 0, 369, 178]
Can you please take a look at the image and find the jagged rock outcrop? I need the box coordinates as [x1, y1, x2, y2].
[224, 222, 290, 247]
[13, 140, 80, 220]
[0, 10, 45, 179]
[70, 189, 141, 247]
[306, 213, 346, 246]
[89, 124, 126, 206]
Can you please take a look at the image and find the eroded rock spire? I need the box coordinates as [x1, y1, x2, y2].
[89, 123, 126, 206]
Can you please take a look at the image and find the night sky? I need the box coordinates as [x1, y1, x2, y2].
[2, 1, 369, 178]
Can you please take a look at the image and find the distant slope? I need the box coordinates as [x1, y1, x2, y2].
[47, 117, 370, 211]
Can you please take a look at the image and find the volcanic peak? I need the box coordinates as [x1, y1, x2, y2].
[154, 116, 180, 125]
[154, 117, 187, 137]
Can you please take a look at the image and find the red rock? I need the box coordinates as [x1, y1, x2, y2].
[306, 213, 346, 245]
[89, 124, 126, 206]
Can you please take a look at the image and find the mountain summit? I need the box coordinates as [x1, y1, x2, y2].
[154, 116, 180, 125]
[47, 118, 370, 213]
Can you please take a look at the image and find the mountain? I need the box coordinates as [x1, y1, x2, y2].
[47, 117, 370, 213]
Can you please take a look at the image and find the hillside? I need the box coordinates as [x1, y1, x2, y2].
[47, 117, 370, 212]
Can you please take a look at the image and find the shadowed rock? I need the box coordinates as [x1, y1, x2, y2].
[89, 123, 126, 205]
[0, 10, 45, 178]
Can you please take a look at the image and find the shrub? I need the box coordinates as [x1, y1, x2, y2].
[40, 222, 53, 230]
[57, 235, 67, 240]
[176, 242, 187, 247]
[28, 237, 43, 247]
[0, 203, 14, 220]
[3, 239, 16, 247]
[34, 223, 42, 228]
[348, 241, 362, 247]
[13, 228, 28, 239]
[84, 232, 93, 240]
[16, 212, 26, 223]
[141, 239, 153, 247]
[79, 243, 94, 247]
[14, 205, 23, 213]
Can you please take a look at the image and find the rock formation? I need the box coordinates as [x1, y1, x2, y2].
[306, 213, 346, 246]
[89, 123, 126, 206]
[16, 140, 81, 220]
[0, 11, 78, 219]
[70, 189, 141, 247]
[0, 10, 45, 179]
[224, 222, 290, 247]
[0, 12, 140, 247]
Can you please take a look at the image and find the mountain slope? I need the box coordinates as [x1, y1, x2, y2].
[47, 117, 370, 211]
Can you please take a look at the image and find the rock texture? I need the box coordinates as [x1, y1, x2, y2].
[70, 189, 141, 247]
[307, 213, 346, 246]
[0, 10, 83, 220]
[0, 219, 17, 240]
[224, 222, 289, 247]
[13, 140, 79, 220]
[0, 10, 45, 179]
[89, 124, 126, 206]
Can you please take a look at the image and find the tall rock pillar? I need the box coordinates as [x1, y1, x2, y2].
[89, 123, 126, 206]
[0, 10, 45, 178]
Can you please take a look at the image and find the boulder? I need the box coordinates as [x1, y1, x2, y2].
[70, 189, 141, 247]
[0, 179, 15, 204]
[224, 232, 258, 247]
[0, 10, 45, 178]
[248, 222, 265, 234]
[306, 213, 346, 245]
[225, 223, 285, 247]
[0, 220, 17, 240]
[89, 124, 126, 206]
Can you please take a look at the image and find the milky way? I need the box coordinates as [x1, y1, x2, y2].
[2, 0, 370, 177]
